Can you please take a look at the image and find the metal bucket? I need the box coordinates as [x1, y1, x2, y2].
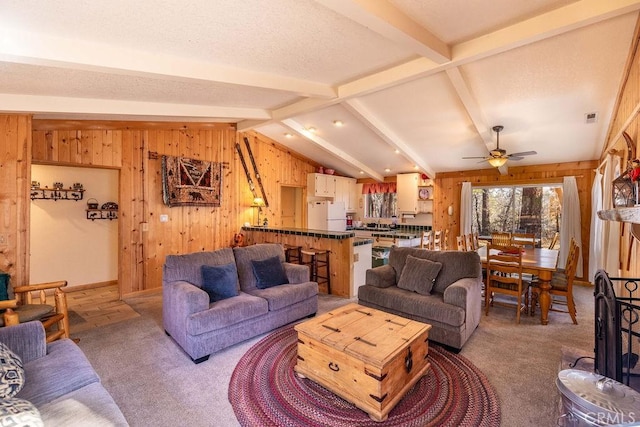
[556, 369, 640, 426]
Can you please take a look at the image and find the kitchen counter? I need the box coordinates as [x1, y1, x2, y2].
[353, 237, 374, 246]
[242, 225, 354, 239]
[352, 228, 424, 247]
[242, 226, 358, 298]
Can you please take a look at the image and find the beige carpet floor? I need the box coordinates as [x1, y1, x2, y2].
[73, 285, 595, 426]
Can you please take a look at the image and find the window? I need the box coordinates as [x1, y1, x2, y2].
[363, 182, 397, 219]
[364, 193, 397, 218]
[471, 185, 561, 248]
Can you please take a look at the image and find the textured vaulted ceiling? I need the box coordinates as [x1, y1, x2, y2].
[0, 0, 638, 179]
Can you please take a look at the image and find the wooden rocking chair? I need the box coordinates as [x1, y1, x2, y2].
[2, 280, 70, 343]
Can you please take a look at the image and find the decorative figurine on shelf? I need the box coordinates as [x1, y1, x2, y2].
[630, 159, 640, 182]
[632, 159, 640, 206]
[263, 218, 269, 227]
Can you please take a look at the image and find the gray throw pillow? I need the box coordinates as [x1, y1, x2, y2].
[201, 263, 239, 303]
[397, 255, 442, 296]
[251, 256, 289, 289]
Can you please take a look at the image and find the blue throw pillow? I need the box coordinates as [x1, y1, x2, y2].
[201, 263, 239, 303]
[251, 256, 289, 289]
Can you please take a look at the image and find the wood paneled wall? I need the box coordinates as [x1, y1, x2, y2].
[433, 161, 597, 279]
[0, 115, 31, 288]
[19, 121, 317, 297]
[602, 17, 640, 278]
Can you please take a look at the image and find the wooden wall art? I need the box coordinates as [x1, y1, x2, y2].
[162, 155, 222, 207]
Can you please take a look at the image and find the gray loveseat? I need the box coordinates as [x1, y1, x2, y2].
[0, 321, 128, 426]
[358, 247, 482, 351]
[163, 243, 318, 363]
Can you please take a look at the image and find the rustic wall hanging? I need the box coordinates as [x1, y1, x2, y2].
[162, 156, 222, 207]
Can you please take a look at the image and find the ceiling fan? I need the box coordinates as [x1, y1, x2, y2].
[463, 125, 537, 167]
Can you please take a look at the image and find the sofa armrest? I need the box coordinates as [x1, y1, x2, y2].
[0, 321, 46, 364]
[443, 277, 481, 309]
[365, 265, 396, 288]
[284, 263, 310, 284]
[165, 281, 209, 318]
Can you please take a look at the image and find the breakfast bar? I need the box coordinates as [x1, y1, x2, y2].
[242, 226, 372, 298]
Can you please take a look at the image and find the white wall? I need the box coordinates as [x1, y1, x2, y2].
[30, 165, 118, 287]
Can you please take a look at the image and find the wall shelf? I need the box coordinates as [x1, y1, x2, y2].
[86, 209, 118, 221]
[30, 188, 85, 201]
[597, 207, 640, 224]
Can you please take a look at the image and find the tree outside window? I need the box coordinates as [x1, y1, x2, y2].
[472, 185, 561, 248]
[365, 193, 397, 218]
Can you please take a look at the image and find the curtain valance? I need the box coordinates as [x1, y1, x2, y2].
[362, 182, 397, 194]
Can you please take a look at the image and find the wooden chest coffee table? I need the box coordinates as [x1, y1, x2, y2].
[294, 303, 432, 422]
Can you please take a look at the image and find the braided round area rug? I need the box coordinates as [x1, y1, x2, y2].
[229, 324, 501, 427]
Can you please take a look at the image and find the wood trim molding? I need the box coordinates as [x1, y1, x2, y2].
[32, 120, 237, 131]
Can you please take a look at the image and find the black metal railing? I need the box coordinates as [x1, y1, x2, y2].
[594, 270, 640, 388]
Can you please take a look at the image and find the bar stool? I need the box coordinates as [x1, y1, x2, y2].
[283, 244, 302, 264]
[301, 248, 331, 294]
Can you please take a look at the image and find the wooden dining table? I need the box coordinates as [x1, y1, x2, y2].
[477, 245, 560, 325]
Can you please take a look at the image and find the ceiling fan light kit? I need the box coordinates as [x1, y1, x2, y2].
[488, 157, 508, 167]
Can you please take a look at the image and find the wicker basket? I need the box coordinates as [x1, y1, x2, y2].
[87, 198, 99, 209]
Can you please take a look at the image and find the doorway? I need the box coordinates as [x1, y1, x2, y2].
[281, 186, 304, 228]
[30, 164, 119, 289]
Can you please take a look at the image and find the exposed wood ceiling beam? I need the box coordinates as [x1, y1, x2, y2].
[452, 0, 640, 63]
[241, 0, 640, 131]
[0, 93, 270, 120]
[281, 118, 384, 182]
[314, 0, 450, 63]
[444, 67, 508, 175]
[343, 99, 436, 178]
[445, 68, 491, 149]
[0, 28, 336, 99]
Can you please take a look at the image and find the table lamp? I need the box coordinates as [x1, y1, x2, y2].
[252, 197, 266, 225]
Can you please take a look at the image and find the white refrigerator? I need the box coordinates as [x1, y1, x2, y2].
[307, 201, 347, 231]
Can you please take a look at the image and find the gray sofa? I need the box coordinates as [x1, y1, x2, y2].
[0, 321, 128, 426]
[163, 243, 318, 363]
[358, 247, 483, 351]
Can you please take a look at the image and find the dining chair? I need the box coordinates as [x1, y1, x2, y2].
[511, 232, 536, 249]
[432, 230, 442, 251]
[491, 232, 511, 247]
[472, 232, 480, 249]
[1, 279, 70, 343]
[465, 234, 474, 251]
[485, 244, 527, 324]
[456, 235, 466, 251]
[443, 229, 450, 250]
[529, 238, 579, 324]
[420, 230, 433, 249]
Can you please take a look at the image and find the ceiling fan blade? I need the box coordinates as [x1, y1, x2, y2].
[508, 151, 537, 157]
[509, 156, 525, 160]
[462, 156, 487, 159]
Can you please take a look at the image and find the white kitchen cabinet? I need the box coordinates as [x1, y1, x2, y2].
[335, 176, 357, 211]
[352, 242, 372, 296]
[397, 173, 433, 214]
[397, 173, 420, 213]
[307, 173, 336, 198]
